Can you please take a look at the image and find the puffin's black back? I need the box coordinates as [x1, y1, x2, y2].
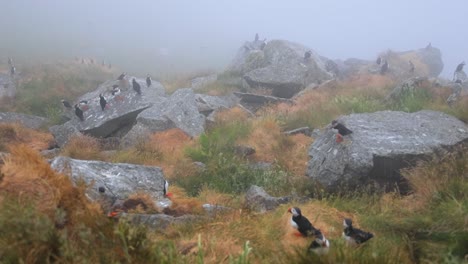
[344, 226, 374, 244]
[293, 214, 317, 236]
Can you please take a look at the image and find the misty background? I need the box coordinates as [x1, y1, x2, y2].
[0, 0, 466, 78]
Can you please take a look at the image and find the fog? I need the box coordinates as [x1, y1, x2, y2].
[1, 0, 466, 77]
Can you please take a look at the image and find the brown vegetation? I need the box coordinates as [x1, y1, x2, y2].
[0, 123, 54, 152]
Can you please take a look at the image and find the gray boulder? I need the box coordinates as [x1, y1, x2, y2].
[245, 185, 291, 213]
[234, 92, 292, 112]
[306, 110, 468, 192]
[242, 40, 332, 98]
[385, 77, 429, 101]
[227, 40, 268, 74]
[418, 45, 444, 77]
[49, 77, 165, 145]
[49, 122, 82, 147]
[191, 74, 217, 90]
[0, 73, 16, 98]
[123, 88, 205, 145]
[195, 93, 239, 116]
[50, 156, 167, 211]
[121, 213, 204, 231]
[0, 112, 48, 129]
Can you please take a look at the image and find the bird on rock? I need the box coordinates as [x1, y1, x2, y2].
[342, 218, 374, 246]
[331, 120, 353, 143]
[74, 104, 84, 121]
[288, 207, 318, 237]
[132, 78, 141, 95]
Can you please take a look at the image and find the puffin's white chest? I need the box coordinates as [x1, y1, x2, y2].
[290, 218, 299, 229]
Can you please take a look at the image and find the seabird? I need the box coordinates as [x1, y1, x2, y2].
[99, 94, 107, 111]
[304, 50, 312, 61]
[163, 180, 172, 197]
[342, 218, 374, 246]
[61, 100, 72, 109]
[146, 74, 152, 87]
[98, 186, 105, 193]
[376, 57, 382, 65]
[380, 60, 388, 75]
[453, 61, 466, 82]
[308, 229, 330, 255]
[331, 120, 352, 143]
[111, 86, 121, 96]
[74, 104, 84, 121]
[117, 72, 126, 81]
[8, 57, 13, 66]
[409, 60, 415, 74]
[10, 66, 16, 76]
[287, 207, 318, 237]
[426, 42, 432, 49]
[255, 33, 259, 42]
[132, 78, 141, 95]
[455, 61, 465, 73]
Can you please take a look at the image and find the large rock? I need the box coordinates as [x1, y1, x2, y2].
[245, 185, 291, 213]
[191, 74, 217, 90]
[385, 77, 430, 102]
[234, 92, 292, 112]
[123, 88, 205, 145]
[49, 122, 82, 147]
[0, 73, 16, 98]
[49, 77, 165, 144]
[195, 93, 239, 116]
[306, 110, 468, 192]
[50, 156, 167, 210]
[0, 112, 48, 129]
[227, 40, 268, 74]
[242, 40, 332, 98]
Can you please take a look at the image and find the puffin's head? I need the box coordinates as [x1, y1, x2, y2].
[343, 218, 352, 228]
[315, 231, 329, 247]
[331, 120, 338, 127]
[287, 207, 301, 217]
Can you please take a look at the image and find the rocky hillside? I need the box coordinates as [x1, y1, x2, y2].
[0, 40, 467, 263]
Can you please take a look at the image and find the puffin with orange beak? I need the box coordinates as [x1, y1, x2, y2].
[308, 229, 330, 255]
[287, 207, 317, 237]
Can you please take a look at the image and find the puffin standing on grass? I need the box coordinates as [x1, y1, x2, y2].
[287, 207, 317, 237]
[74, 104, 84, 121]
[99, 94, 107, 111]
[132, 78, 141, 95]
[331, 120, 353, 143]
[308, 229, 330, 255]
[342, 218, 374, 246]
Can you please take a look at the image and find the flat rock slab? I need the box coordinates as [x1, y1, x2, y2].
[50, 157, 167, 208]
[306, 110, 468, 192]
[0, 112, 48, 129]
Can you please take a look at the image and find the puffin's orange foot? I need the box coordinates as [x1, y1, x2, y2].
[294, 232, 303, 237]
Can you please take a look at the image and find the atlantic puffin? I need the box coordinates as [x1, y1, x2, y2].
[331, 120, 352, 143]
[342, 218, 374, 246]
[376, 56, 382, 65]
[99, 94, 107, 111]
[380, 60, 389, 75]
[132, 78, 141, 95]
[308, 229, 330, 255]
[304, 50, 312, 61]
[163, 180, 172, 197]
[117, 72, 126, 81]
[111, 86, 121, 96]
[74, 104, 84, 121]
[61, 99, 72, 109]
[288, 207, 317, 237]
[10, 66, 16, 76]
[455, 61, 465, 73]
[146, 74, 152, 87]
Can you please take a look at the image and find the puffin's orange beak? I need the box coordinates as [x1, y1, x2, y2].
[165, 192, 173, 198]
[287, 208, 291, 213]
[108, 211, 119, 218]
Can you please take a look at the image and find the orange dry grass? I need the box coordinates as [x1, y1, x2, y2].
[127, 192, 159, 213]
[165, 185, 204, 216]
[0, 144, 102, 225]
[148, 128, 194, 177]
[0, 123, 54, 152]
[213, 106, 250, 125]
[61, 134, 103, 160]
